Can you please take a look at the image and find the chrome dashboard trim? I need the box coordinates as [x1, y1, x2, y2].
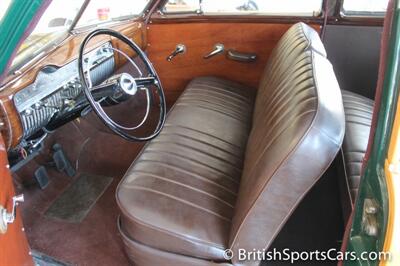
[13, 42, 115, 139]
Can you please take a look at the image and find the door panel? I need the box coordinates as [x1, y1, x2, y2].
[147, 22, 321, 104]
[0, 134, 32, 266]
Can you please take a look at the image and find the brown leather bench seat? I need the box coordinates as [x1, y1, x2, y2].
[341, 90, 374, 205]
[118, 76, 255, 262]
[117, 23, 345, 266]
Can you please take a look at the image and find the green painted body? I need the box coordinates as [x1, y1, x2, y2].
[0, 0, 44, 79]
[345, 0, 399, 265]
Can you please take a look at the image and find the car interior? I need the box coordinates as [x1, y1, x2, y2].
[0, 0, 390, 265]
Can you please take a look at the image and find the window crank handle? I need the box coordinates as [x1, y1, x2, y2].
[204, 44, 225, 59]
[166, 44, 186, 62]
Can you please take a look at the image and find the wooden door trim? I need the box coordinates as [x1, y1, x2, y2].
[0, 134, 33, 266]
[147, 22, 321, 104]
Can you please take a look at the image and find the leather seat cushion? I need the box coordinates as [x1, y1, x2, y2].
[116, 22, 345, 266]
[341, 90, 374, 202]
[117, 76, 255, 261]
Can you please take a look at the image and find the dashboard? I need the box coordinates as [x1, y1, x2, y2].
[0, 21, 145, 151]
[14, 42, 115, 139]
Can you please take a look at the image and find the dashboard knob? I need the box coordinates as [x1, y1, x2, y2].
[63, 99, 75, 107]
[33, 102, 43, 110]
[24, 108, 33, 116]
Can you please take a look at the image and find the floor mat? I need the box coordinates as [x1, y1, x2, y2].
[45, 174, 113, 223]
[32, 250, 71, 266]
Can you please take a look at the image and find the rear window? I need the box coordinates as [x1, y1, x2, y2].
[342, 0, 389, 17]
[163, 0, 323, 17]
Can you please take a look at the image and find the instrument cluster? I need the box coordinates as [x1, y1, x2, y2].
[13, 42, 115, 139]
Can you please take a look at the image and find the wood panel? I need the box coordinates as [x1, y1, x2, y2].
[0, 21, 146, 149]
[147, 22, 321, 104]
[0, 97, 23, 150]
[112, 22, 147, 66]
[0, 134, 33, 266]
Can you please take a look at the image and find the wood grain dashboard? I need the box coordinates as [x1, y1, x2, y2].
[0, 21, 146, 150]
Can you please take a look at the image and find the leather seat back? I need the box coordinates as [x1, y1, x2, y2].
[229, 23, 345, 265]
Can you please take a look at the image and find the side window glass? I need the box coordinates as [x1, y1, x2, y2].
[342, 0, 389, 17]
[163, 0, 323, 17]
[163, 0, 200, 13]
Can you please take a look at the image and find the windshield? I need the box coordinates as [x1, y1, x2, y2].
[10, 0, 84, 72]
[77, 0, 150, 28]
[9, 0, 150, 73]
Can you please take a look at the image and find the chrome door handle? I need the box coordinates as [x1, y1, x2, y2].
[0, 194, 24, 234]
[204, 44, 224, 59]
[166, 44, 186, 62]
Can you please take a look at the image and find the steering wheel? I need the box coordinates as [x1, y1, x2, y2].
[77, 28, 166, 142]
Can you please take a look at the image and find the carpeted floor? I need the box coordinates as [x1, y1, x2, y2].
[15, 97, 160, 265]
[19, 170, 130, 265]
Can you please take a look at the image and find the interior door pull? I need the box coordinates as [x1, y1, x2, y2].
[0, 194, 24, 234]
[204, 44, 224, 59]
[227, 50, 257, 63]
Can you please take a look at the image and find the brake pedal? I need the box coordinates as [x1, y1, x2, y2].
[52, 144, 76, 177]
[34, 166, 49, 189]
